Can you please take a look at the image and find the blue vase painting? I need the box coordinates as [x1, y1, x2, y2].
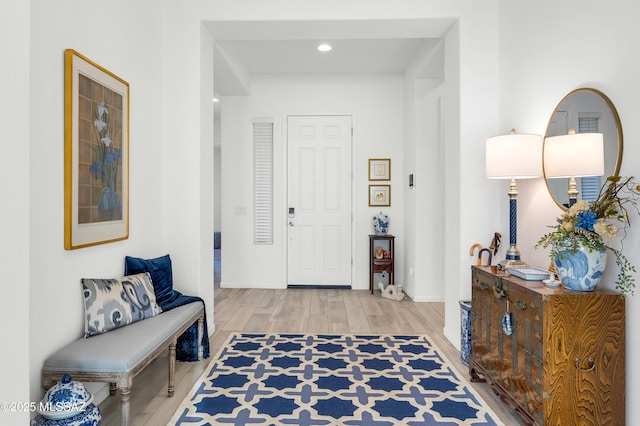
[90, 101, 122, 218]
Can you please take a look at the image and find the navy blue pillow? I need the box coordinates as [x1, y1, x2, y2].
[124, 254, 178, 306]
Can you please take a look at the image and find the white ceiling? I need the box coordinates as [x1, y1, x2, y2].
[215, 38, 427, 75]
[205, 19, 454, 97]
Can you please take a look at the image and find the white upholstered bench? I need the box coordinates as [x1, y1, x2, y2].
[41, 301, 204, 426]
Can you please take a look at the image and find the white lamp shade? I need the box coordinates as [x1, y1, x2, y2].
[543, 133, 604, 178]
[485, 133, 543, 179]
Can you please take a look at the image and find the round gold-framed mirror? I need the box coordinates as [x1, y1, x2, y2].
[543, 88, 623, 209]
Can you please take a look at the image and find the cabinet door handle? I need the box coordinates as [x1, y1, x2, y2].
[514, 300, 527, 311]
[493, 284, 506, 299]
[575, 357, 596, 372]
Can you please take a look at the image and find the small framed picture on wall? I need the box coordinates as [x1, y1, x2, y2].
[368, 158, 390, 181]
[369, 185, 391, 206]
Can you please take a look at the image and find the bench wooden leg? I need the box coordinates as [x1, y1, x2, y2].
[168, 341, 176, 397]
[198, 316, 204, 360]
[120, 386, 130, 426]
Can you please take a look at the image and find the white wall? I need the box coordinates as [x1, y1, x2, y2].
[215, 103, 222, 232]
[499, 0, 640, 421]
[27, 0, 217, 408]
[442, 8, 501, 347]
[29, 0, 162, 403]
[160, 4, 215, 316]
[220, 74, 404, 289]
[0, 1, 31, 424]
[403, 40, 448, 302]
[214, 146, 222, 231]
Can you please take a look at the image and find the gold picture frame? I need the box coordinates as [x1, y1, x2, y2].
[368, 158, 390, 181]
[64, 49, 129, 249]
[369, 185, 391, 207]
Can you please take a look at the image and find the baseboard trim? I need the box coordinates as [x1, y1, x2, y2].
[287, 284, 352, 289]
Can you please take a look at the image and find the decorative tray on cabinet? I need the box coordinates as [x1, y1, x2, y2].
[506, 266, 553, 281]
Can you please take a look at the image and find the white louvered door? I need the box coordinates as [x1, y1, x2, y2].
[287, 116, 352, 287]
[253, 121, 273, 245]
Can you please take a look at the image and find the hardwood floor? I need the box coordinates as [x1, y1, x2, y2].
[98, 253, 523, 425]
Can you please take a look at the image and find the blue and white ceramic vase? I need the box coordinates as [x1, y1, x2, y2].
[459, 301, 472, 367]
[373, 212, 389, 235]
[553, 241, 607, 292]
[31, 373, 101, 426]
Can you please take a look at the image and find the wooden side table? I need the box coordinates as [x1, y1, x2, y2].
[369, 234, 395, 294]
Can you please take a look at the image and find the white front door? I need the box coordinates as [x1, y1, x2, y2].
[287, 115, 352, 287]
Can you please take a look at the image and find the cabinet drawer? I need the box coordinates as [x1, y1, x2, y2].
[472, 268, 503, 313]
[507, 283, 542, 359]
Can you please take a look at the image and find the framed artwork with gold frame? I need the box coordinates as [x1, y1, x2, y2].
[369, 185, 391, 207]
[368, 158, 390, 181]
[64, 49, 129, 249]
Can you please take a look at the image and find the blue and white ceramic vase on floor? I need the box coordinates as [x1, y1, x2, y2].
[31, 373, 101, 426]
[553, 242, 607, 291]
[459, 300, 472, 367]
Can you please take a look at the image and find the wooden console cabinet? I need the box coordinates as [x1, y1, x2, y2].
[470, 266, 625, 425]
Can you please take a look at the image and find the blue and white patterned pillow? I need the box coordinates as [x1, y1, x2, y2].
[81, 272, 162, 337]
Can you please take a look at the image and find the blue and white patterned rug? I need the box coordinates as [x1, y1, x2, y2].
[171, 333, 504, 425]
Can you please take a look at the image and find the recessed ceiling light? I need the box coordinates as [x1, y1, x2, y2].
[317, 43, 332, 52]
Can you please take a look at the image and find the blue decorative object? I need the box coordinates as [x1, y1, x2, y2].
[31, 373, 101, 426]
[536, 177, 640, 297]
[459, 301, 471, 366]
[124, 254, 211, 361]
[151, 295, 211, 361]
[502, 311, 512, 335]
[172, 333, 502, 425]
[554, 242, 607, 291]
[372, 211, 389, 235]
[98, 186, 121, 212]
[125, 254, 178, 306]
[81, 273, 162, 337]
[31, 405, 101, 426]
